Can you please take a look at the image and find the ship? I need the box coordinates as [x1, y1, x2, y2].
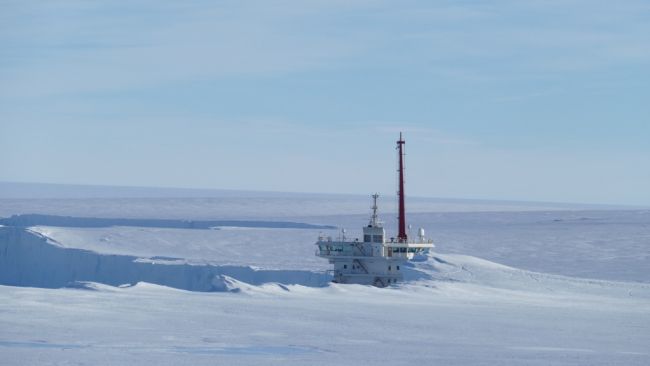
[315, 133, 434, 287]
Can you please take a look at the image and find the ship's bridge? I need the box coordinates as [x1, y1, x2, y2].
[363, 225, 385, 244]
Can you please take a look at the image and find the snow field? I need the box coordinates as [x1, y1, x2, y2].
[0, 194, 649, 365]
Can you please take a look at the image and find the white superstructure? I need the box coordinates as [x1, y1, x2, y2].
[315, 134, 434, 287]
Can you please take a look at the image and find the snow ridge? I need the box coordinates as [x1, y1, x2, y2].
[0, 213, 335, 230]
[0, 227, 331, 291]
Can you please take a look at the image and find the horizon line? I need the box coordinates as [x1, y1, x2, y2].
[0, 180, 645, 209]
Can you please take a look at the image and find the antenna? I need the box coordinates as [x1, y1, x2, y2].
[370, 193, 379, 226]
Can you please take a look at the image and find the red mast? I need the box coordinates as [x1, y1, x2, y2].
[397, 132, 407, 242]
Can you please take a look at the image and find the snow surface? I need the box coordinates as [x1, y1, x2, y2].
[309, 210, 650, 282]
[28, 209, 650, 282]
[0, 193, 623, 221]
[1, 194, 649, 365]
[1, 257, 649, 365]
[30, 225, 333, 271]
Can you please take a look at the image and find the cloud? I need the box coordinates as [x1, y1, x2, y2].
[4, 0, 649, 99]
[0, 0, 377, 97]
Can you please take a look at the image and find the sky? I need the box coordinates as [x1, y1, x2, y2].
[1, 0, 649, 205]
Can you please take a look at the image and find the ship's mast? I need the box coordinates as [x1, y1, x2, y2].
[397, 132, 407, 242]
[370, 193, 379, 226]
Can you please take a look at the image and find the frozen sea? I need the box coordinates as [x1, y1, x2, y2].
[1, 185, 649, 365]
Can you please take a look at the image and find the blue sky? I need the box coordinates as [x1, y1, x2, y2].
[1, 0, 649, 205]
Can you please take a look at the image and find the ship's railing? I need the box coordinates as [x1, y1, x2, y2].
[317, 237, 432, 245]
[316, 248, 357, 257]
[385, 238, 434, 245]
[316, 252, 371, 257]
[389, 247, 428, 253]
[317, 235, 363, 243]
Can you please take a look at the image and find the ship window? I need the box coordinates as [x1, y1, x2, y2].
[388, 265, 391, 271]
[373, 235, 383, 243]
[400, 247, 407, 253]
[364, 235, 371, 242]
[343, 264, 347, 269]
[396, 266, 400, 270]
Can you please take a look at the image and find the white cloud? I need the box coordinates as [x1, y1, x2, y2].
[4, 0, 649, 98]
